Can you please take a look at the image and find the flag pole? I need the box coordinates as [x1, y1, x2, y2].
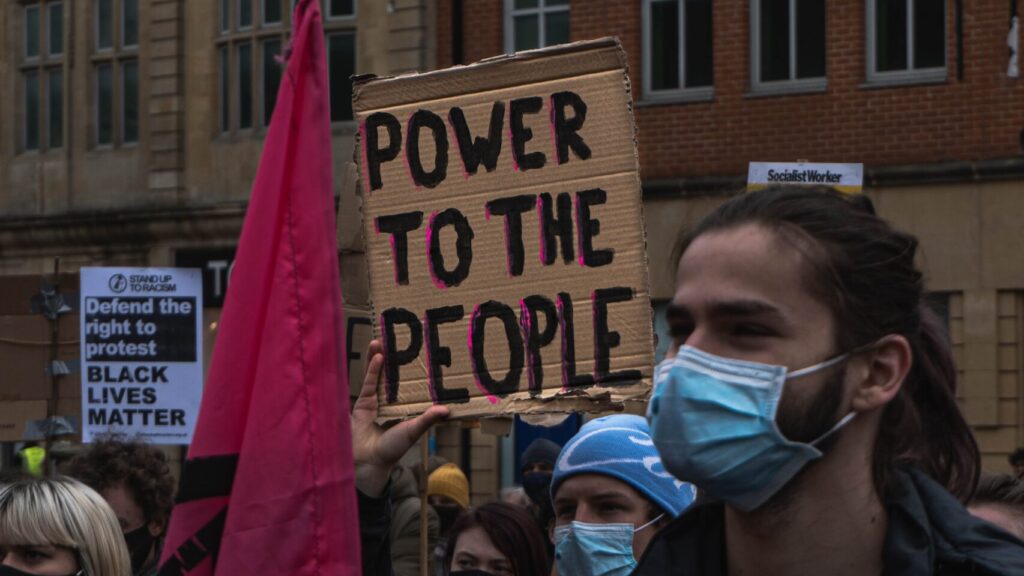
[420, 433, 430, 576]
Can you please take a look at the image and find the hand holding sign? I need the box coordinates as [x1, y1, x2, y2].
[352, 339, 449, 497]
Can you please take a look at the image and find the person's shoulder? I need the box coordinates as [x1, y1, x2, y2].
[634, 501, 726, 576]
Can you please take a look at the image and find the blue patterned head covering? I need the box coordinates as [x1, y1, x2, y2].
[551, 414, 696, 517]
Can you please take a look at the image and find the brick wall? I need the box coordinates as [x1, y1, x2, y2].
[439, 0, 1024, 180]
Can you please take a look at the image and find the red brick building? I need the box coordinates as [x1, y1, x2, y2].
[438, 0, 1024, 471]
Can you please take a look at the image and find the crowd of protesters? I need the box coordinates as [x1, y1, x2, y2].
[6, 186, 1024, 575]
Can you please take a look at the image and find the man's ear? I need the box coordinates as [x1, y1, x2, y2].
[849, 334, 912, 413]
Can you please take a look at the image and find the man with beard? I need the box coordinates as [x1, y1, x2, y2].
[640, 186, 1024, 575]
[66, 439, 174, 576]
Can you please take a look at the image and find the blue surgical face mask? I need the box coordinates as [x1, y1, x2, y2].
[648, 346, 856, 512]
[553, 514, 662, 576]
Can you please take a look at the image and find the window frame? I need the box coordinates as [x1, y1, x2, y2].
[503, 0, 570, 54]
[865, 0, 947, 86]
[326, 30, 358, 124]
[121, 0, 138, 49]
[326, 0, 356, 22]
[47, 1, 63, 56]
[641, 0, 714, 104]
[749, 0, 827, 96]
[217, 0, 356, 136]
[20, 1, 65, 154]
[92, 0, 141, 148]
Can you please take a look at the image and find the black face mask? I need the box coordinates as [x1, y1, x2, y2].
[521, 471, 553, 509]
[0, 565, 81, 576]
[123, 524, 155, 574]
[434, 505, 462, 535]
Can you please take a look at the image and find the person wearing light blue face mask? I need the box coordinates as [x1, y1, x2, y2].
[550, 415, 696, 576]
[636, 186, 1024, 576]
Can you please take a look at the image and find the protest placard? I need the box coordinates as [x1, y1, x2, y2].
[355, 38, 654, 420]
[747, 161, 864, 193]
[80, 267, 203, 443]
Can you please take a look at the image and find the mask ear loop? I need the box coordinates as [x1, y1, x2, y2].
[787, 353, 849, 379]
[634, 513, 665, 533]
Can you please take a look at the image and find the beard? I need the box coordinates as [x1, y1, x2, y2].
[776, 364, 846, 445]
[754, 365, 847, 517]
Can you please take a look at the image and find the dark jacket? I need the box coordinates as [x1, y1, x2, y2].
[390, 466, 440, 576]
[634, 467, 1024, 575]
[359, 487, 394, 576]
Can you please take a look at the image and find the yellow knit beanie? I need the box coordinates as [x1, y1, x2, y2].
[427, 463, 470, 509]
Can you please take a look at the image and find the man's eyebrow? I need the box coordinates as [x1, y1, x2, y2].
[708, 299, 784, 318]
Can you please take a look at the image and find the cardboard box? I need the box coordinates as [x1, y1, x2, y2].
[354, 38, 654, 419]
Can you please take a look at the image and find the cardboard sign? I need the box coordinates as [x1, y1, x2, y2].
[80, 268, 203, 443]
[747, 162, 864, 194]
[355, 38, 653, 419]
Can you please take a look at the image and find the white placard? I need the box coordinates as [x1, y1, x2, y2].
[747, 162, 863, 193]
[80, 268, 203, 444]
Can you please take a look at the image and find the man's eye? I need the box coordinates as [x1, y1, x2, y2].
[732, 323, 772, 337]
[457, 558, 475, 569]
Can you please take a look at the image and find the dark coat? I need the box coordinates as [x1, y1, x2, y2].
[633, 467, 1024, 575]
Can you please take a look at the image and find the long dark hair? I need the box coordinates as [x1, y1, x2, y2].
[443, 502, 550, 576]
[681, 185, 979, 502]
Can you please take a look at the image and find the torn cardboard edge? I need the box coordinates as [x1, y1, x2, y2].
[353, 38, 629, 111]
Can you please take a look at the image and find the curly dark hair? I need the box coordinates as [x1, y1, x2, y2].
[65, 439, 175, 528]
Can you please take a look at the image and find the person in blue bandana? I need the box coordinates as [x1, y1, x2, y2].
[549, 414, 696, 576]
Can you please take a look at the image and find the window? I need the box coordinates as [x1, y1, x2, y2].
[218, 0, 357, 134]
[93, 0, 140, 146]
[328, 33, 356, 122]
[642, 0, 713, 102]
[21, 2, 64, 152]
[867, 0, 946, 84]
[751, 0, 826, 94]
[504, 0, 569, 53]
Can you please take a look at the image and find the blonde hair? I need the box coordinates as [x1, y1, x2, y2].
[0, 476, 132, 576]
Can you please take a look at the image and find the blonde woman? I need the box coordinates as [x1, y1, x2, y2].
[0, 476, 131, 576]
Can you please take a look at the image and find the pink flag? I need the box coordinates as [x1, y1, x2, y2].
[158, 1, 360, 573]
